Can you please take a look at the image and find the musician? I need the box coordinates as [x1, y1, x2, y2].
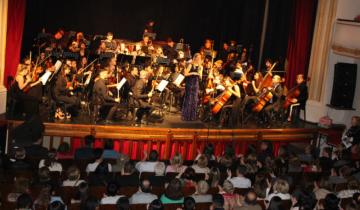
[103, 32, 117, 52]
[263, 58, 274, 75]
[240, 72, 263, 114]
[132, 71, 153, 126]
[144, 20, 155, 33]
[264, 75, 284, 126]
[54, 64, 80, 119]
[141, 34, 154, 55]
[126, 66, 139, 89]
[182, 53, 203, 121]
[286, 74, 308, 122]
[163, 38, 178, 62]
[217, 42, 229, 62]
[200, 39, 216, 60]
[92, 70, 120, 123]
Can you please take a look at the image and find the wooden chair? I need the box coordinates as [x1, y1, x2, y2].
[131, 204, 148, 210]
[195, 202, 212, 210]
[140, 172, 155, 180]
[165, 172, 179, 180]
[164, 203, 183, 210]
[89, 186, 107, 199]
[100, 204, 118, 210]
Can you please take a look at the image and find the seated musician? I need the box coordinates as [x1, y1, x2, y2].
[54, 65, 80, 119]
[92, 70, 120, 123]
[103, 32, 117, 52]
[132, 71, 153, 126]
[163, 38, 178, 62]
[286, 74, 308, 122]
[264, 75, 284, 126]
[141, 34, 154, 55]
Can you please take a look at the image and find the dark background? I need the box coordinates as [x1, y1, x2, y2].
[21, 0, 293, 69]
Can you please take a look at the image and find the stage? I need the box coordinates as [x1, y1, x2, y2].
[1, 111, 345, 160]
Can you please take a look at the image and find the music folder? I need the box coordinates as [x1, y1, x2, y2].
[39, 71, 52, 85]
[156, 80, 169, 92]
[116, 78, 127, 90]
[173, 74, 185, 86]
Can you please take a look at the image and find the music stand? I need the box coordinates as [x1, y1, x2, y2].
[135, 56, 151, 66]
[117, 53, 134, 65]
[143, 32, 156, 40]
[156, 57, 170, 66]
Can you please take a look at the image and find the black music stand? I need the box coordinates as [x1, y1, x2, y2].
[156, 57, 170, 66]
[117, 54, 134, 65]
[135, 56, 151, 66]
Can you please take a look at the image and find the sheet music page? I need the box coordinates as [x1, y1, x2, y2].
[116, 78, 127, 90]
[84, 72, 92, 86]
[156, 80, 169, 92]
[54, 60, 62, 72]
[40, 71, 52, 85]
[173, 74, 184, 86]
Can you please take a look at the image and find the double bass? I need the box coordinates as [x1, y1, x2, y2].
[251, 62, 277, 112]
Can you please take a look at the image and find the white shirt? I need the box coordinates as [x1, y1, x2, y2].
[86, 161, 112, 173]
[101, 195, 123, 204]
[135, 161, 158, 173]
[62, 179, 86, 187]
[265, 188, 291, 202]
[228, 176, 252, 188]
[39, 159, 63, 172]
[191, 165, 210, 174]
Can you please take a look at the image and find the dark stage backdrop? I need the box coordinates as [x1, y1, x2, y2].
[21, 0, 271, 65]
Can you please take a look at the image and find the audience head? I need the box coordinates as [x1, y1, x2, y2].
[14, 147, 26, 160]
[84, 135, 95, 147]
[48, 201, 65, 210]
[148, 199, 164, 210]
[94, 148, 104, 160]
[291, 189, 317, 210]
[170, 153, 183, 166]
[182, 167, 196, 181]
[75, 181, 89, 202]
[116, 197, 130, 210]
[196, 155, 208, 168]
[165, 178, 183, 200]
[236, 165, 247, 177]
[149, 150, 159, 162]
[57, 142, 70, 154]
[324, 193, 340, 210]
[95, 161, 109, 174]
[81, 196, 99, 210]
[16, 193, 33, 209]
[273, 179, 289, 194]
[38, 166, 51, 183]
[222, 180, 234, 194]
[212, 194, 224, 209]
[106, 182, 119, 196]
[123, 161, 135, 175]
[204, 143, 214, 160]
[209, 167, 221, 187]
[267, 196, 284, 210]
[196, 180, 210, 195]
[244, 190, 258, 206]
[67, 166, 81, 181]
[253, 172, 268, 199]
[154, 162, 165, 176]
[183, 197, 196, 210]
[140, 179, 152, 193]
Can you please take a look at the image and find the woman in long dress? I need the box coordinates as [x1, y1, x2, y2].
[182, 53, 203, 121]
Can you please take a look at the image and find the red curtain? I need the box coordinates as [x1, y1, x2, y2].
[4, 0, 26, 88]
[285, 0, 317, 88]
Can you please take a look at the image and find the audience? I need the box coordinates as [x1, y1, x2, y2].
[39, 148, 63, 172]
[191, 180, 212, 203]
[71, 182, 89, 204]
[211, 193, 225, 210]
[129, 178, 158, 204]
[266, 179, 291, 202]
[149, 162, 166, 187]
[237, 190, 262, 210]
[75, 135, 95, 160]
[103, 139, 121, 159]
[16, 193, 33, 210]
[290, 189, 317, 210]
[81, 196, 99, 210]
[160, 178, 184, 204]
[136, 150, 160, 173]
[148, 199, 164, 210]
[86, 148, 112, 173]
[7, 177, 30, 202]
[100, 182, 124, 204]
[7, 147, 32, 170]
[192, 154, 210, 174]
[227, 165, 252, 188]
[116, 197, 130, 210]
[267, 196, 284, 210]
[183, 196, 196, 210]
[62, 165, 85, 186]
[166, 153, 186, 173]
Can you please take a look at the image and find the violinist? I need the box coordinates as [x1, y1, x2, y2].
[264, 75, 284, 126]
[54, 64, 80, 119]
[286, 74, 308, 122]
[240, 71, 263, 113]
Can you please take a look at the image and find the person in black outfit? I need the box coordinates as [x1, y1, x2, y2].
[25, 138, 49, 159]
[342, 116, 360, 147]
[163, 38, 178, 62]
[132, 70, 153, 126]
[286, 74, 308, 122]
[74, 135, 95, 160]
[92, 70, 120, 123]
[116, 161, 139, 187]
[264, 75, 284, 126]
[6, 147, 32, 170]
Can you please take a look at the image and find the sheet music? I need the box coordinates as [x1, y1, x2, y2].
[116, 78, 127, 90]
[173, 74, 184, 86]
[156, 80, 169, 92]
[39, 71, 52, 85]
[84, 72, 92, 86]
[54, 60, 62, 72]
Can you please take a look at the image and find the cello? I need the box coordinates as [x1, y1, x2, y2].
[211, 78, 236, 114]
[251, 62, 277, 112]
[283, 77, 310, 109]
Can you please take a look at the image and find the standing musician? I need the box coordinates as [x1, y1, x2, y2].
[132, 71, 153, 126]
[285, 74, 308, 122]
[140, 34, 154, 55]
[103, 32, 117, 52]
[264, 75, 284, 126]
[92, 70, 120, 123]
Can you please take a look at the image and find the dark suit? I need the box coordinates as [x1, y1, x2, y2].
[132, 79, 152, 122]
[264, 84, 284, 123]
[54, 76, 78, 106]
[92, 78, 119, 121]
[25, 144, 48, 159]
[297, 82, 308, 109]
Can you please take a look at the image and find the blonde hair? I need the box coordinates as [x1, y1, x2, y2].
[197, 155, 208, 168]
[197, 180, 209, 194]
[223, 180, 234, 194]
[67, 166, 80, 181]
[273, 179, 289, 194]
[154, 162, 165, 176]
[16, 64, 28, 77]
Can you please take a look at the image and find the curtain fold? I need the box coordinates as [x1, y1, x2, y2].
[307, 0, 338, 102]
[4, 0, 26, 88]
[285, 0, 317, 89]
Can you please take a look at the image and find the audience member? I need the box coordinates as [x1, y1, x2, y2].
[227, 165, 251, 188]
[166, 153, 186, 173]
[191, 180, 212, 203]
[192, 154, 210, 174]
[129, 178, 158, 204]
[103, 139, 121, 159]
[160, 178, 184, 204]
[136, 150, 160, 173]
[101, 182, 124, 204]
[86, 148, 112, 173]
[75, 135, 95, 160]
[237, 190, 262, 210]
[39, 148, 63, 172]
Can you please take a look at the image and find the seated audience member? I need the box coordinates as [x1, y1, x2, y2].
[86, 148, 112, 173]
[237, 190, 262, 210]
[207, 167, 221, 188]
[149, 162, 166, 187]
[180, 167, 197, 187]
[329, 165, 351, 184]
[39, 149, 63, 172]
[112, 152, 130, 173]
[33, 166, 59, 188]
[25, 137, 48, 159]
[321, 193, 341, 210]
[290, 189, 317, 210]
[266, 179, 291, 202]
[148, 199, 164, 210]
[227, 165, 251, 188]
[337, 178, 360, 198]
[313, 176, 332, 200]
[81, 196, 100, 210]
[75, 135, 95, 160]
[183, 197, 196, 210]
[16, 193, 33, 210]
[192, 154, 210, 174]
[221, 180, 239, 210]
[101, 182, 124, 204]
[7, 177, 30, 202]
[62, 166, 85, 187]
[166, 153, 186, 173]
[103, 139, 121, 159]
[7, 147, 32, 170]
[267, 196, 284, 210]
[88, 161, 113, 186]
[34, 185, 65, 208]
[253, 172, 269, 199]
[71, 182, 89, 204]
[136, 150, 160, 173]
[129, 178, 158, 204]
[114, 161, 139, 187]
[48, 200, 66, 210]
[191, 180, 212, 203]
[160, 178, 184, 204]
[258, 141, 273, 164]
[116, 197, 130, 210]
[319, 147, 334, 173]
[56, 142, 72, 159]
[211, 193, 225, 210]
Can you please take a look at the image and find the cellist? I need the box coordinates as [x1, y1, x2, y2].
[285, 74, 308, 122]
[264, 75, 284, 126]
